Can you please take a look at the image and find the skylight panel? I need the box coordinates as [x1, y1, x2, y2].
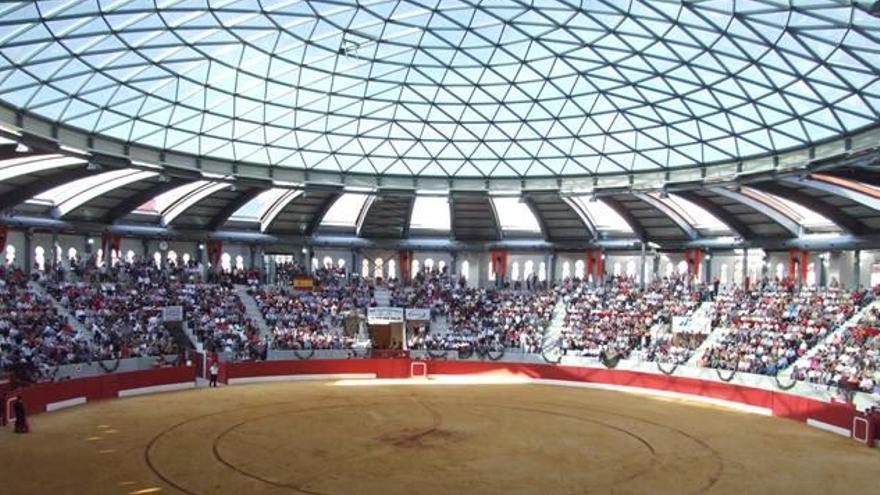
[163, 182, 230, 224]
[570, 195, 634, 233]
[409, 195, 450, 231]
[229, 188, 288, 221]
[140, 180, 207, 214]
[36, 168, 157, 215]
[665, 194, 730, 232]
[320, 193, 369, 227]
[0, 155, 84, 182]
[490, 197, 542, 233]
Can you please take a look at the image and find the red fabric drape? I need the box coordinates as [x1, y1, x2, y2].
[207, 240, 223, 267]
[0, 224, 7, 252]
[398, 250, 412, 281]
[684, 248, 702, 278]
[490, 249, 507, 278]
[586, 249, 604, 280]
[788, 249, 809, 283]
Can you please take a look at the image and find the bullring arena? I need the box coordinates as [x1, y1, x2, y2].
[2, 359, 879, 495]
[4, 1, 880, 494]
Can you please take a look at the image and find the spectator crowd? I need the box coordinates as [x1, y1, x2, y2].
[0, 258, 878, 398]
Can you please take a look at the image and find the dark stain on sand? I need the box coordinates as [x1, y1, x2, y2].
[376, 427, 463, 449]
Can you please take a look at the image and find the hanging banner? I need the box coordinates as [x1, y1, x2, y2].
[0, 224, 7, 252]
[490, 248, 507, 279]
[586, 248, 604, 281]
[404, 308, 431, 321]
[684, 248, 703, 279]
[399, 250, 412, 281]
[292, 275, 314, 289]
[207, 240, 223, 267]
[162, 305, 184, 322]
[787, 248, 809, 283]
[368, 306, 404, 323]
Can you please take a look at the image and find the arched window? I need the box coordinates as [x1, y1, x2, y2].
[524, 260, 535, 279]
[153, 251, 162, 268]
[424, 258, 434, 271]
[776, 262, 785, 280]
[806, 262, 816, 286]
[235, 255, 245, 270]
[461, 260, 470, 281]
[574, 259, 585, 279]
[311, 257, 319, 272]
[538, 261, 547, 281]
[182, 253, 191, 265]
[511, 261, 520, 281]
[387, 259, 396, 279]
[665, 263, 674, 278]
[562, 261, 571, 280]
[488, 261, 496, 281]
[323, 256, 333, 268]
[374, 257, 384, 279]
[67, 247, 77, 263]
[677, 260, 688, 275]
[5, 245, 14, 266]
[337, 258, 346, 269]
[361, 259, 370, 278]
[34, 246, 45, 271]
[438, 260, 446, 273]
[613, 262, 622, 276]
[126, 250, 136, 263]
[626, 260, 636, 277]
[412, 259, 420, 279]
[221, 252, 232, 272]
[167, 250, 178, 266]
[720, 263, 729, 285]
[96, 249, 104, 268]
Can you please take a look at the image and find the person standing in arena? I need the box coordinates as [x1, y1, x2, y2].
[13, 396, 29, 434]
[209, 361, 219, 388]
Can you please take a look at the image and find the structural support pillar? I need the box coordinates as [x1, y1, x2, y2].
[549, 252, 557, 285]
[640, 243, 647, 288]
[704, 251, 712, 285]
[50, 232, 59, 272]
[23, 229, 32, 276]
[451, 251, 458, 277]
[741, 249, 749, 289]
[854, 249, 862, 289]
[652, 251, 660, 281]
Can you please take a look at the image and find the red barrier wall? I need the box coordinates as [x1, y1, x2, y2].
[3, 358, 875, 445]
[222, 358, 411, 380]
[4, 366, 195, 422]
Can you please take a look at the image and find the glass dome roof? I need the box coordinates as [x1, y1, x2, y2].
[0, 0, 878, 178]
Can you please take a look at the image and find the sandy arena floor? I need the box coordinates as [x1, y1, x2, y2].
[1, 380, 878, 495]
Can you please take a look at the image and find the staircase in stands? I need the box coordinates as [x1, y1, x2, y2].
[540, 296, 568, 357]
[234, 285, 271, 339]
[33, 280, 93, 338]
[784, 298, 880, 373]
[686, 301, 724, 366]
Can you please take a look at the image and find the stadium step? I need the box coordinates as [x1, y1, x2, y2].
[540, 296, 568, 355]
[785, 298, 880, 373]
[234, 285, 271, 338]
[685, 302, 726, 366]
[32, 280, 93, 338]
[181, 321, 202, 352]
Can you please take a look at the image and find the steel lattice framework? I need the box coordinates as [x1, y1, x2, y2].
[0, 0, 878, 179]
